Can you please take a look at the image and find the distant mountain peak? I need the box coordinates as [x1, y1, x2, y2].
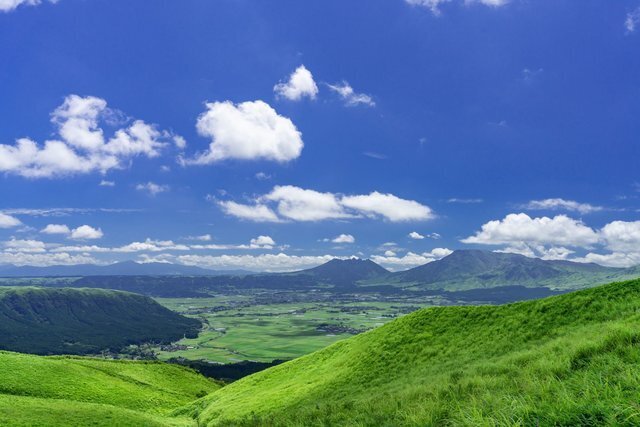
[299, 257, 389, 285]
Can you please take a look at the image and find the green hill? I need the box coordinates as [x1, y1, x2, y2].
[189, 278, 640, 426]
[388, 249, 628, 291]
[0, 287, 201, 355]
[0, 351, 219, 426]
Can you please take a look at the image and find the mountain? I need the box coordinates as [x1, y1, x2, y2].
[293, 258, 389, 285]
[0, 351, 218, 426]
[0, 261, 249, 277]
[0, 287, 201, 355]
[188, 278, 640, 425]
[389, 249, 628, 291]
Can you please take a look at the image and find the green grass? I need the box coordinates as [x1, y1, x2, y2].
[155, 297, 422, 363]
[0, 351, 220, 426]
[188, 278, 640, 426]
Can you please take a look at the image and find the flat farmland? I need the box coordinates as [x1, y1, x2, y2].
[154, 292, 434, 363]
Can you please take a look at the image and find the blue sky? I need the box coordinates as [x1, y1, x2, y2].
[1, 0, 640, 271]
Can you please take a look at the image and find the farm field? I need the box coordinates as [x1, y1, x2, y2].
[154, 291, 438, 363]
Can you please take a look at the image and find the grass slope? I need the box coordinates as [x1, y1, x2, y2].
[190, 278, 640, 426]
[0, 351, 219, 426]
[0, 287, 201, 355]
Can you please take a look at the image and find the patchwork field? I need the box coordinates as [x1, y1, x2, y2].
[154, 292, 437, 363]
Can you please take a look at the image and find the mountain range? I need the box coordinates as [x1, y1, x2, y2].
[1, 250, 638, 293]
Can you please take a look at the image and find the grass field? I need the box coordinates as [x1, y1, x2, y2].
[188, 278, 640, 426]
[155, 295, 425, 363]
[0, 351, 219, 426]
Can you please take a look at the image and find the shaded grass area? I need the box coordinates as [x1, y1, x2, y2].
[188, 278, 640, 426]
[0, 352, 220, 426]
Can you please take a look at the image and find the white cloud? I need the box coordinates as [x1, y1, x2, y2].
[405, 0, 508, 15]
[0, 252, 98, 267]
[495, 244, 575, 261]
[371, 248, 452, 271]
[136, 182, 169, 196]
[0, 95, 179, 178]
[70, 225, 103, 240]
[331, 234, 355, 244]
[447, 198, 483, 204]
[523, 198, 603, 214]
[263, 186, 351, 222]
[409, 231, 424, 240]
[186, 100, 303, 164]
[99, 180, 115, 187]
[626, 7, 640, 33]
[177, 253, 340, 273]
[462, 213, 599, 247]
[115, 238, 189, 253]
[219, 186, 434, 223]
[599, 221, 640, 252]
[185, 234, 212, 242]
[466, 0, 509, 7]
[41, 224, 71, 235]
[218, 201, 281, 222]
[574, 251, 640, 269]
[255, 172, 271, 181]
[250, 235, 276, 249]
[0, 213, 22, 228]
[405, 0, 451, 16]
[341, 192, 434, 222]
[327, 82, 375, 107]
[274, 65, 319, 101]
[0, 0, 58, 13]
[3, 238, 47, 253]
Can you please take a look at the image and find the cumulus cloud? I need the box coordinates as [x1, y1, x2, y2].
[0, 0, 58, 13]
[409, 231, 424, 240]
[523, 198, 603, 214]
[41, 224, 71, 235]
[219, 186, 434, 223]
[99, 180, 115, 187]
[185, 100, 303, 164]
[136, 182, 169, 196]
[331, 234, 355, 244]
[463, 215, 640, 268]
[250, 235, 276, 249]
[0, 213, 22, 228]
[0, 95, 180, 178]
[371, 248, 452, 271]
[3, 238, 47, 253]
[115, 239, 189, 253]
[263, 186, 352, 221]
[462, 213, 599, 247]
[327, 82, 375, 107]
[177, 253, 341, 273]
[0, 252, 98, 267]
[341, 192, 434, 222]
[274, 65, 319, 101]
[218, 201, 281, 222]
[70, 225, 103, 240]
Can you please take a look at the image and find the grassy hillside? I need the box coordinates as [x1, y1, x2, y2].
[0, 287, 201, 355]
[0, 351, 219, 426]
[189, 278, 640, 426]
